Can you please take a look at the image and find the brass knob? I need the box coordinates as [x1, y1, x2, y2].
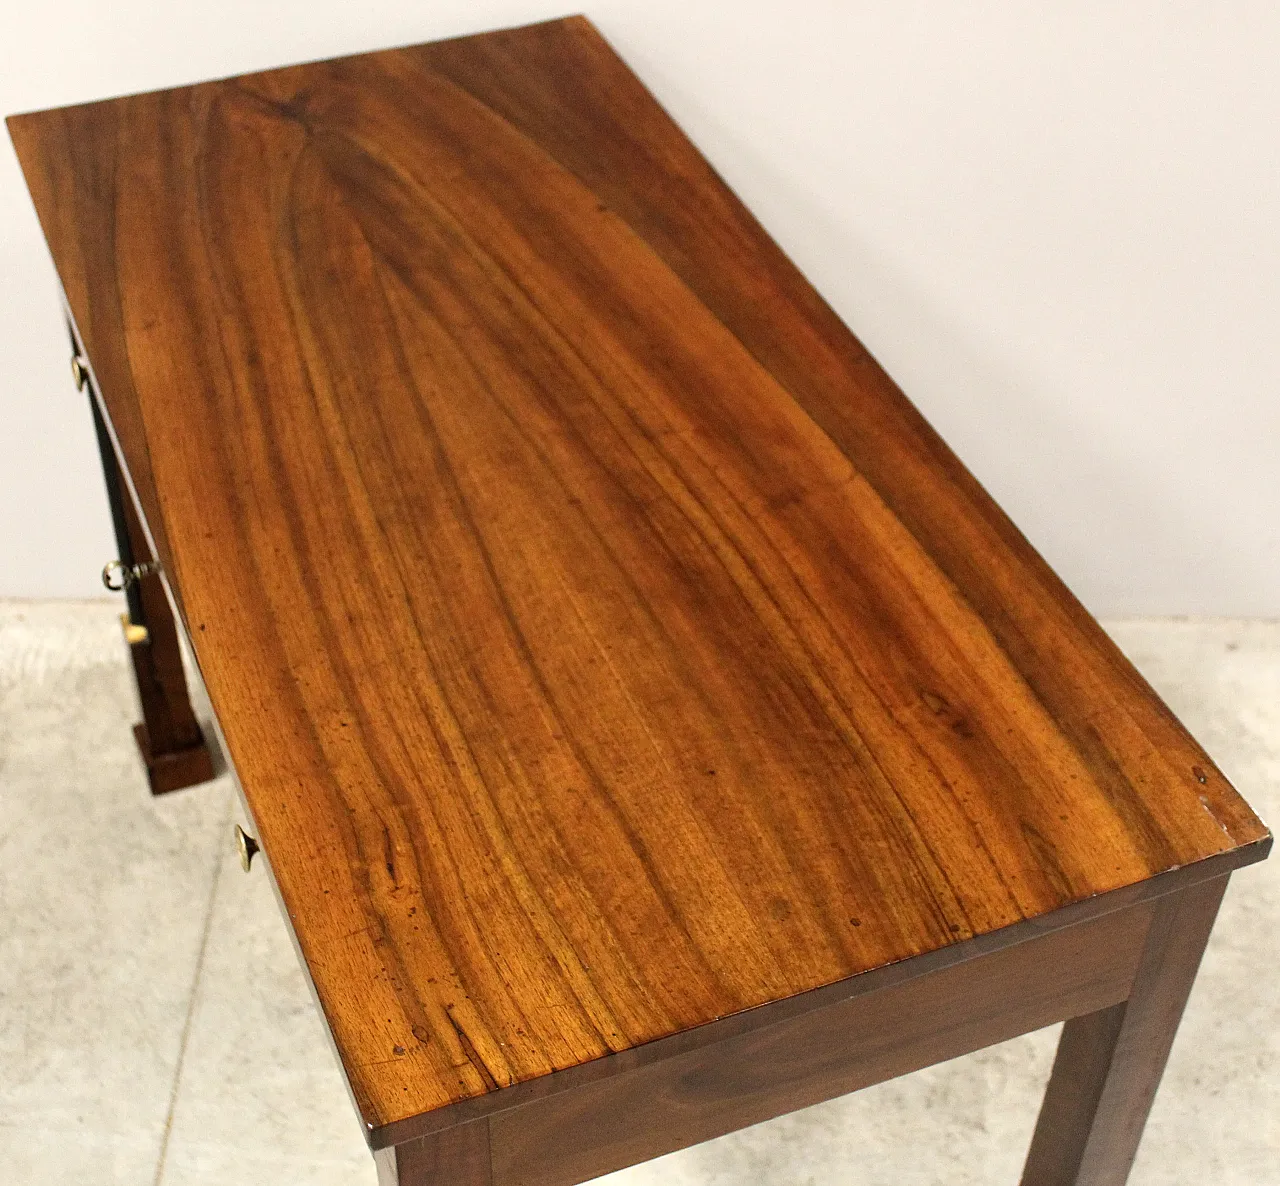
[235, 824, 260, 872]
[71, 354, 88, 390]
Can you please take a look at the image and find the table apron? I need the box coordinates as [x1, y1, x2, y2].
[485, 901, 1151, 1186]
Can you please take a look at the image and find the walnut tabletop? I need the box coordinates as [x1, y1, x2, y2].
[8, 13, 1269, 1170]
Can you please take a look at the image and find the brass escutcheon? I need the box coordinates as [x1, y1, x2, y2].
[235, 824, 260, 873]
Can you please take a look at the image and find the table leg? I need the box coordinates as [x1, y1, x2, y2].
[81, 339, 214, 794]
[1020, 874, 1228, 1186]
[375, 1120, 492, 1185]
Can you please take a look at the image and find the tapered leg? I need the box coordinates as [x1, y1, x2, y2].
[375, 1120, 492, 1186]
[81, 337, 214, 794]
[1020, 874, 1228, 1186]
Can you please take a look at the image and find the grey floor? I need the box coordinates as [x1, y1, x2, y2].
[0, 602, 1276, 1185]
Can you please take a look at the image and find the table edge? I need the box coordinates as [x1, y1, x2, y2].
[61, 302, 376, 1136]
[366, 835, 1268, 1150]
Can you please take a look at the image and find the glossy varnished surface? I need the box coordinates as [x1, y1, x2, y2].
[8, 16, 1268, 1136]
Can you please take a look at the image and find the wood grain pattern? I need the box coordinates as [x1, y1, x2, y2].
[489, 899, 1151, 1186]
[7, 15, 1269, 1139]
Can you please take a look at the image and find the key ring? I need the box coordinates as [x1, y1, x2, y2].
[101, 558, 160, 592]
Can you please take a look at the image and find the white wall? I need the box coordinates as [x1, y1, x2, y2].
[2, 2, 1276, 614]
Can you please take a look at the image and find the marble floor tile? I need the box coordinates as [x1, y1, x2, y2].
[0, 601, 232, 1185]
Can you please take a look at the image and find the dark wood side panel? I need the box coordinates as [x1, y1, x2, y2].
[365, 852, 1262, 1151]
[487, 902, 1152, 1186]
[376, 1118, 492, 1186]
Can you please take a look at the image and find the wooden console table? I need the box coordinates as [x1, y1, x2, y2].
[9, 17, 1269, 1185]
